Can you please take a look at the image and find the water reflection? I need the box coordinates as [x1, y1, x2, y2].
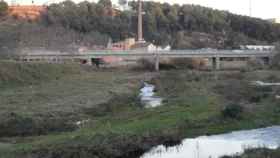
[139, 82, 162, 108]
[141, 126, 280, 158]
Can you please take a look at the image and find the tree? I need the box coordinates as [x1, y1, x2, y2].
[118, 0, 127, 6]
[0, 0, 8, 16]
[98, 0, 112, 8]
[32, 0, 280, 49]
[222, 103, 243, 119]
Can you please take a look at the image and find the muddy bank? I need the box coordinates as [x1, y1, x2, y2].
[20, 132, 182, 158]
[222, 148, 280, 158]
[18, 126, 280, 158]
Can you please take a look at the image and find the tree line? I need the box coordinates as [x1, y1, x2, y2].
[1, 0, 280, 52]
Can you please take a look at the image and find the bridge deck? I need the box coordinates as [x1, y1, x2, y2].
[19, 50, 275, 60]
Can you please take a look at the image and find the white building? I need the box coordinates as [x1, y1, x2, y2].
[130, 43, 171, 52]
[267, 18, 280, 24]
[240, 45, 275, 51]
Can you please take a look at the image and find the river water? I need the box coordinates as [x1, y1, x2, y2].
[139, 82, 163, 108]
[141, 126, 280, 158]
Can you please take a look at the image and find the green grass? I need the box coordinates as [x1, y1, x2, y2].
[0, 61, 83, 88]
[0, 63, 280, 158]
[222, 148, 280, 158]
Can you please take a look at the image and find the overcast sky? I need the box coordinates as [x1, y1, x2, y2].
[9, 0, 280, 19]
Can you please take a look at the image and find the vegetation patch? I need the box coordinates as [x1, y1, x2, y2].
[0, 113, 76, 137]
[222, 103, 243, 119]
[222, 148, 280, 158]
[0, 62, 82, 88]
[1, 70, 280, 158]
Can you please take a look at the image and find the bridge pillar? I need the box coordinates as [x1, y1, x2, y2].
[212, 57, 220, 70]
[55, 56, 59, 63]
[155, 55, 160, 71]
[216, 57, 220, 70]
[87, 58, 93, 66]
[259, 57, 271, 65]
[268, 56, 273, 65]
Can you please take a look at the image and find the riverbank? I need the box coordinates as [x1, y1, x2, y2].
[0, 62, 280, 158]
[222, 148, 280, 158]
[143, 126, 280, 158]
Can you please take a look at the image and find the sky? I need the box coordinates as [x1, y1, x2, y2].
[7, 0, 280, 19]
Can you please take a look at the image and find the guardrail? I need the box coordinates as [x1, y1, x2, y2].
[20, 50, 275, 58]
[18, 49, 276, 71]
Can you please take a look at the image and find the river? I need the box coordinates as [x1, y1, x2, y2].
[141, 126, 280, 158]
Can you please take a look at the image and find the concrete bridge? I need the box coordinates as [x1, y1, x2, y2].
[19, 49, 276, 71]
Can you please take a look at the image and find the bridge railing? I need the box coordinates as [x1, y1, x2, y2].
[19, 49, 275, 58]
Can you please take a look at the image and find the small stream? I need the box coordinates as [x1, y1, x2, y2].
[139, 82, 163, 108]
[141, 126, 280, 158]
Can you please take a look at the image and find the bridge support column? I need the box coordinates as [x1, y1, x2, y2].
[216, 57, 220, 70]
[87, 58, 93, 66]
[212, 57, 220, 70]
[155, 55, 160, 71]
[268, 56, 273, 65]
[55, 56, 59, 63]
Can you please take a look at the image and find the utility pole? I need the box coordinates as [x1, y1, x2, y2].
[137, 0, 144, 43]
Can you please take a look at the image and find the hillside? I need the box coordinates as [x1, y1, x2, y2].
[1, 0, 280, 53]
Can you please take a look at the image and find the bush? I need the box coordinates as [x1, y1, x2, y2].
[248, 86, 272, 103]
[136, 58, 155, 71]
[222, 103, 243, 119]
[0, 62, 82, 87]
[169, 58, 207, 69]
[266, 74, 280, 82]
[0, 1, 8, 16]
[215, 79, 272, 103]
[0, 113, 76, 137]
[222, 148, 280, 158]
[84, 94, 140, 117]
[247, 57, 265, 70]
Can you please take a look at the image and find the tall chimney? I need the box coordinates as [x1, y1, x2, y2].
[137, 0, 144, 42]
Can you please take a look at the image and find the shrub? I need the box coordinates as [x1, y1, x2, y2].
[136, 58, 155, 71]
[0, 113, 76, 137]
[248, 86, 272, 103]
[247, 57, 265, 70]
[266, 74, 280, 82]
[0, 62, 82, 88]
[215, 79, 272, 103]
[84, 94, 140, 117]
[222, 103, 243, 119]
[169, 58, 207, 69]
[0, 1, 8, 16]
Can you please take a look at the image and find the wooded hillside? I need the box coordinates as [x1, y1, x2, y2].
[1, 0, 280, 53]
